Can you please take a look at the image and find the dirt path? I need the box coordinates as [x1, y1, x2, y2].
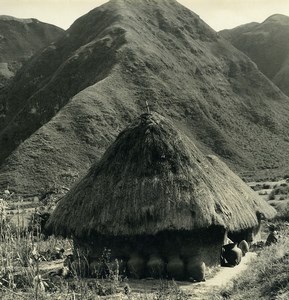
[180, 252, 257, 299]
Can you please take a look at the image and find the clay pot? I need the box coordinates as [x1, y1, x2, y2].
[127, 253, 145, 279]
[238, 240, 249, 256]
[167, 255, 185, 280]
[187, 259, 205, 282]
[147, 254, 165, 278]
[223, 243, 236, 251]
[221, 243, 242, 267]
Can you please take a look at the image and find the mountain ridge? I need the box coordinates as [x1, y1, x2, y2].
[0, 15, 64, 89]
[220, 14, 289, 96]
[1, 0, 289, 193]
[262, 14, 289, 25]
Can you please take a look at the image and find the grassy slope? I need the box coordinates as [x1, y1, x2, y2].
[1, 0, 289, 193]
[0, 16, 64, 86]
[0, 16, 64, 62]
[0, 3, 127, 163]
[220, 14, 289, 96]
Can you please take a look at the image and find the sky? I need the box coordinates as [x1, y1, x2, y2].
[1, 0, 289, 31]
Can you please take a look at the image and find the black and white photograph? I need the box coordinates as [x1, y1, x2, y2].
[0, 0, 289, 299]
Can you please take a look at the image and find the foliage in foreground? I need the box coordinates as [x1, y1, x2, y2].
[0, 197, 190, 299]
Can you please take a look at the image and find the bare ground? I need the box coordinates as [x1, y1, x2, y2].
[179, 252, 257, 299]
[115, 252, 258, 299]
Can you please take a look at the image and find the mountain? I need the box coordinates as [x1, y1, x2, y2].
[220, 14, 289, 96]
[1, 0, 289, 194]
[0, 16, 64, 87]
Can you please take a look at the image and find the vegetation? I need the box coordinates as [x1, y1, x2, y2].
[0, 176, 288, 299]
[269, 184, 289, 201]
[274, 205, 289, 222]
[212, 223, 289, 300]
[220, 14, 289, 97]
[0, 191, 191, 299]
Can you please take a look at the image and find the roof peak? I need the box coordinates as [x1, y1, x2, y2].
[47, 114, 276, 238]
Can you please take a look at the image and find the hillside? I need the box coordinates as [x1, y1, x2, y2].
[220, 14, 289, 96]
[1, 0, 289, 194]
[0, 16, 64, 87]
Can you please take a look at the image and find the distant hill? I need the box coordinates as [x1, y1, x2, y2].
[220, 14, 289, 96]
[1, 0, 289, 194]
[0, 16, 64, 86]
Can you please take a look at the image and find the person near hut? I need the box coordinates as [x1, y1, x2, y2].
[265, 225, 278, 246]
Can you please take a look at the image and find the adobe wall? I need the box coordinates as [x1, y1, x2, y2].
[73, 226, 227, 279]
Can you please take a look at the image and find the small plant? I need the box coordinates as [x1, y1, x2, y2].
[154, 280, 190, 300]
[262, 184, 271, 189]
[275, 205, 289, 222]
[252, 184, 263, 191]
[269, 190, 275, 200]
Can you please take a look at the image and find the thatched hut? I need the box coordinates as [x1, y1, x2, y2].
[47, 113, 276, 279]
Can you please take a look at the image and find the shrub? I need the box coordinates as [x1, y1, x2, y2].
[262, 184, 271, 189]
[252, 184, 263, 191]
[275, 206, 289, 222]
[269, 190, 275, 200]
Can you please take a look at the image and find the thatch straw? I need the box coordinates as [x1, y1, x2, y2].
[47, 113, 276, 238]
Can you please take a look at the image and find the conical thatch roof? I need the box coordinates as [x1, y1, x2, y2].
[47, 113, 276, 238]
